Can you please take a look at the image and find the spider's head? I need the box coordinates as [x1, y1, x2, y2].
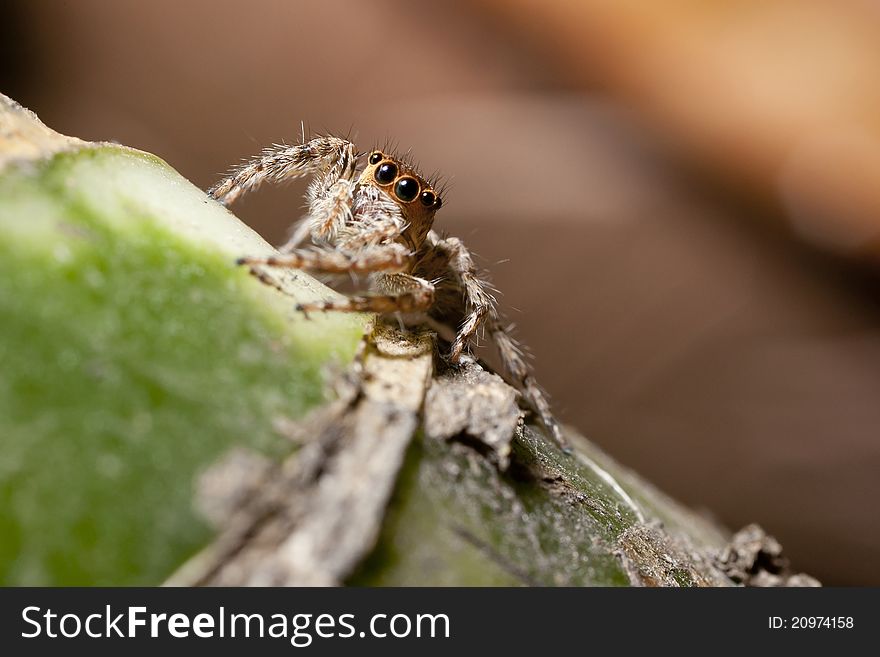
[359, 149, 445, 248]
[361, 150, 443, 238]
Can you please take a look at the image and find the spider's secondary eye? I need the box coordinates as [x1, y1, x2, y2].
[434, 196, 442, 209]
[394, 177, 420, 202]
[420, 190, 436, 207]
[375, 162, 398, 184]
[368, 152, 383, 165]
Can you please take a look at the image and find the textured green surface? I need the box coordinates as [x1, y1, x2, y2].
[0, 146, 364, 585]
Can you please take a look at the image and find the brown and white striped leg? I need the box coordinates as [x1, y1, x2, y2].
[208, 136, 357, 206]
[296, 274, 435, 315]
[237, 243, 410, 275]
[432, 235, 496, 363]
[425, 233, 569, 452]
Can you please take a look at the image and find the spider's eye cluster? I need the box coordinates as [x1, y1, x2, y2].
[369, 151, 442, 209]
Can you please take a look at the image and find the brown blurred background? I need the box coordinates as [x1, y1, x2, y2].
[3, 0, 880, 585]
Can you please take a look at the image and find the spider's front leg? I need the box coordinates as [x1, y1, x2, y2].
[208, 136, 357, 208]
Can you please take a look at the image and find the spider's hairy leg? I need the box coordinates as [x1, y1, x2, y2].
[425, 232, 570, 452]
[237, 242, 411, 275]
[208, 136, 357, 206]
[296, 273, 435, 315]
[490, 321, 571, 453]
[431, 235, 495, 363]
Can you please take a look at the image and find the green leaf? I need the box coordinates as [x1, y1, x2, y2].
[0, 137, 365, 585]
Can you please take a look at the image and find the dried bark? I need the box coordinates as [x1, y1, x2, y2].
[170, 319, 818, 587]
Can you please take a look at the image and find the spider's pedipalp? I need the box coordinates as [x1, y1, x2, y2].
[307, 177, 355, 243]
[344, 185, 407, 249]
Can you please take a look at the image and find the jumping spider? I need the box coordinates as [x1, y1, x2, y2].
[209, 135, 569, 452]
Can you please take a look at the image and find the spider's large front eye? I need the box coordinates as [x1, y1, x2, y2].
[394, 177, 420, 202]
[375, 162, 398, 184]
[369, 151, 383, 165]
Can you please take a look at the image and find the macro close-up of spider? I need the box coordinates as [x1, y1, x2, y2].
[208, 136, 569, 452]
[10, 2, 880, 637]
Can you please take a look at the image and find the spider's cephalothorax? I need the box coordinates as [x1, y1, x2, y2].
[208, 135, 569, 452]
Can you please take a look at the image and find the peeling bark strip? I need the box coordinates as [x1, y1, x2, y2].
[423, 358, 522, 469]
[166, 325, 433, 586]
[273, 327, 433, 585]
